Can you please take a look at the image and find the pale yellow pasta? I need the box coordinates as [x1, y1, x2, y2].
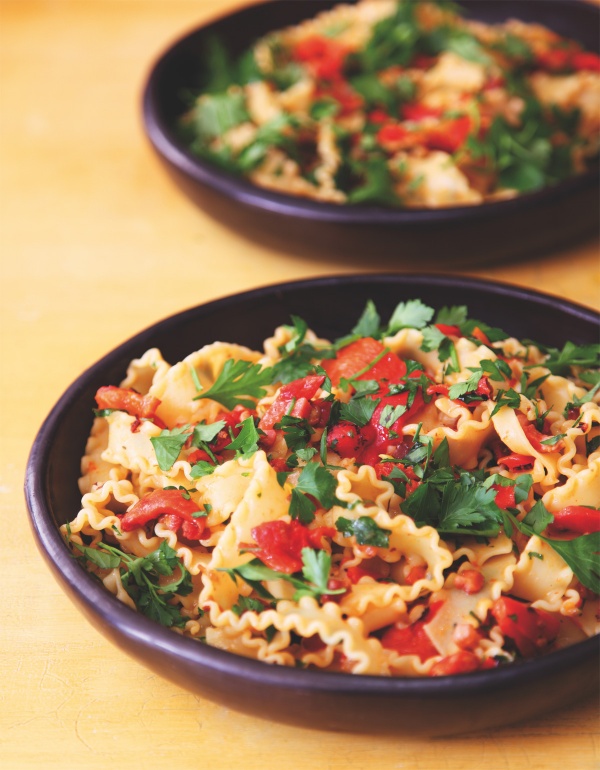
[63, 301, 600, 678]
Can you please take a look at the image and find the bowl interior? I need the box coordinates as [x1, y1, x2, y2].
[141, 0, 600, 263]
[27, 274, 600, 733]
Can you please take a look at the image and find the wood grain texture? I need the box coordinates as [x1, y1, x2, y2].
[1, 2, 598, 768]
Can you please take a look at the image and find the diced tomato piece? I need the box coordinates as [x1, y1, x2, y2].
[120, 489, 205, 536]
[179, 518, 206, 540]
[454, 569, 485, 595]
[219, 405, 256, 430]
[250, 520, 335, 574]
[550, 506, 600, 535]
[95, 385, 162, 421]
[308, 398, 332, 427]
[326, 420, 367, 459]
[497, 452, 535, 470]
[475, 376, 492, 398]
[429, 651, 481, 676]
[491, 597, 560, 657]
[381, 601, 443, 662]
[493, 483, 516, 510]
[452, 623, 483, 651]
[258, 374, 325, 430]
[159, 512, 204, 540]
[268, 457, 289, 474]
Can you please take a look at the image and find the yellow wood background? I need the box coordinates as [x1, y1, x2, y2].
[1, 2, 599, 768]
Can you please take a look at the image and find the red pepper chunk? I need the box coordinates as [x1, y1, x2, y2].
[95, 385, 162, 421]
[250, 520, 335, 574]
[516, 413, 563, 454]
[120, 489, 206, 536]
[321, 337, 389, 387]
[292, 36, 347, 80]
[402, 103, 443, 121]
[429, 651, 481, 677]
[258, 374, 325, 431]
[550, 506, 600, 535]
[491, 597, 560, 658]
[571, 52, 600, 72]
[497, 452, 535, 471]
[435, 323, 461, 337]
[381, 602, 443, 662]
[424, 115, 471, 154]
[323, 338, 427, 466]
[492, 483, 516, 510]
[317, 80, 363, 115]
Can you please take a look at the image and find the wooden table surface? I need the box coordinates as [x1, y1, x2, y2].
[2, 2, 599, 768]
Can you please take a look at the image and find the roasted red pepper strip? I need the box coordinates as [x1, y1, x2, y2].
[321, 337, 388, 387]
[550, 506, 600, 535]
[491, 597, 560, 657]
[381, 602, 443, 662]
[258, 374, 325, 431]
[516, 413, 563, 454]
[249, 520, 335, 574]
[497, 452, 535, 470]
[120, 489, 205, 536]
[435, 323, 461, 337]
[95, 385, 162, 421]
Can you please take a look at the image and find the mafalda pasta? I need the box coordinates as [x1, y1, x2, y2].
[178, 0, 600, 208]
[63, 299, 600, 677]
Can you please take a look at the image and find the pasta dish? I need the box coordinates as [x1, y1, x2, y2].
[64, 298, 600, 676]
[178, 0, 600, 208]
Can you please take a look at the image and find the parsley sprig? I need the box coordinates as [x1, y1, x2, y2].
[502, 503, 600, 593]
[222, 548, 345, 603]
[194, 359, 274, 409]
[69, 536, 193, 628]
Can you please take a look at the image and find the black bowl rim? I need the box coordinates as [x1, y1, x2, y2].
[141, 0, 600, 227]
[25, 273, 600, 699]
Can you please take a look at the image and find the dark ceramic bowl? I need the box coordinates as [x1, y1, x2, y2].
[26, 274, 599, 735]
[142, 0, 600, 265]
